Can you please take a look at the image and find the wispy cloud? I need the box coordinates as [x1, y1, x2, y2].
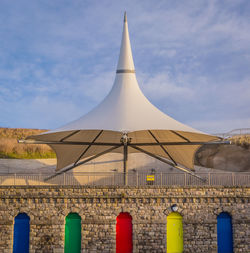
[139, 72, 195, 101]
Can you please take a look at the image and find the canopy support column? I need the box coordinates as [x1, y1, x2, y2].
[121, 132, 130, 186]
[123, 143, 128, 185]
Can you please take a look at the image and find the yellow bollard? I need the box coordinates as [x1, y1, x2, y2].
[167, 212, 183, 253]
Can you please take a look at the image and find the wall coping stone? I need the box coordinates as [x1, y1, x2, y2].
[0, 185, 249, 189]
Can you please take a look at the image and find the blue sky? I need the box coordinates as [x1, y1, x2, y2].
[0, 0, 250, 134]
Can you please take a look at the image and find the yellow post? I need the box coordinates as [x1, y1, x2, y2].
[167, 212, 183, 253]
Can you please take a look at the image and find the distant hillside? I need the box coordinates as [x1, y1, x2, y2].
[0, 128, 56, 159]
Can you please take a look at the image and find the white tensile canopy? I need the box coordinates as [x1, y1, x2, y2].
[24, 13, 221, 182]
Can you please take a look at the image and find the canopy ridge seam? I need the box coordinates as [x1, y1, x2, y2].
[170, 130, 191, 142]
[59, 130, 81, 142]
[148, 130, 177, 166]
[44, 145, 122, 181]
[130, 145, 205, 181]
[73, 130, 103, 166]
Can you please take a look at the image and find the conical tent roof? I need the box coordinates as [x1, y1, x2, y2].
[26, 13, 218, 173]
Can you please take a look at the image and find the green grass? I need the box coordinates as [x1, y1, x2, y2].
[0, 151, 56, 159]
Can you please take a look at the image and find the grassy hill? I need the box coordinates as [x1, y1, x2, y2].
[0, 128, 56, 159]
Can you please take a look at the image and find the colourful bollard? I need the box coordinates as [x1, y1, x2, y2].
[64, 213, 81, 253]
[167, 212, 183, 253]
[116, 212, 133, 253]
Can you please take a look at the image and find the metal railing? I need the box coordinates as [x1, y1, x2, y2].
[0, 172, 249, 186]
[214, 128, 250, 139]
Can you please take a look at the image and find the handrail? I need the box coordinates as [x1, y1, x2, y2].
[0, 172, 249, 186]
[214, 128, 250, 139]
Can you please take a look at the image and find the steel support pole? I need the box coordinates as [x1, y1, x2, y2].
[123, 144, 128, 186]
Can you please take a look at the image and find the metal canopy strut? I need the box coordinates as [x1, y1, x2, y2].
[19, 140, 231, 146]
[44, 145, 122, 181]
[131, 145, 206, 182]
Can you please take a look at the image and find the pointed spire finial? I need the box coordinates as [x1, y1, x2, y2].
[124, 11, 127, 23]
[116, 12, 135, 73]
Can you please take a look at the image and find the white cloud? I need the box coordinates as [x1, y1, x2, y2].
[138, 72, 194, 101]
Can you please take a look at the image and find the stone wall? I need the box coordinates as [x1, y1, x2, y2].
[0, 186, 249, 253]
